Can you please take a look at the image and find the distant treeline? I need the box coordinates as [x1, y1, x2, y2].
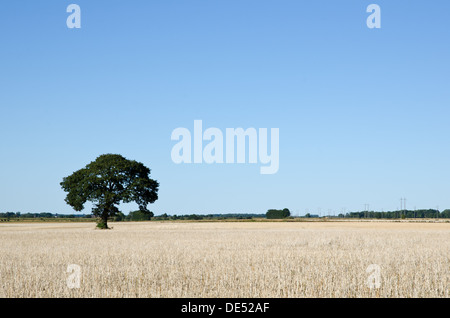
[341, 209, 450, 219]
[0, 211, 265, 221]
[116, 211, 266, 221]
[0, 212, 92, 219]
[1, 209, 449, 221]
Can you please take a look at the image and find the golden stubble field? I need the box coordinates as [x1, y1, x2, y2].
[0, 221, 448, 298]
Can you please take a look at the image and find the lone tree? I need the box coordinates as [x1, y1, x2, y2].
[60, 154, 159, 229]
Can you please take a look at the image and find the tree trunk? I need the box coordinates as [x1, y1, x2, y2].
[97, 212, 109, 229]
[103, 214, 108, 229]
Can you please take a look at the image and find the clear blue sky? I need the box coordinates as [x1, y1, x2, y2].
[1, 1, 449, 215]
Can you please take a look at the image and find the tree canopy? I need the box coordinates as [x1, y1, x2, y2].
[60, 154, 159, 229]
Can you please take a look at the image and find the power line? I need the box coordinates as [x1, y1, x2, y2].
[399, 197, 406, 218]
[363, 203, 370, 218]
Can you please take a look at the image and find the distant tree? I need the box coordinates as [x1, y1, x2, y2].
[114, 212, 126, 222]
[282, 208, 290, 217]
[441, 209, 450, 218]
[5, 212, 16, 219]
[127, 210, 154, 221]
[187, 214, 203, 220]
[60, 154, 159, 229]
[266, 208, 291, 219]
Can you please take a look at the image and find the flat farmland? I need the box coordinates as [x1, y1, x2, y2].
[0, 221, 448, 298]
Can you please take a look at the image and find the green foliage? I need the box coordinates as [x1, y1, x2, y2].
[266, 208, 291, 219]
[187, 214, 203, 220]
[60, 154, 159, 229]
[345, 209, 442, 219]
[152, 213, 169, 221]
[441, 209, 450, 218]
[126, 210, 154, 221]
[113, 212, 126, 222]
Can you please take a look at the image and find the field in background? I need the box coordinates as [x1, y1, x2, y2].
[0, 221, 448, 298]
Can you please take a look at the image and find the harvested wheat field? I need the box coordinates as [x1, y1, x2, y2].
[0, 221, 448, 298]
